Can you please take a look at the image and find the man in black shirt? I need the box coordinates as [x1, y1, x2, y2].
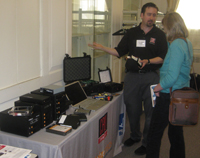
[88, 2, 167, 155]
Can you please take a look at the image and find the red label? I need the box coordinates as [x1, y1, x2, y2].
[98, 113, 107, 144]
[0, 145, 6, 150]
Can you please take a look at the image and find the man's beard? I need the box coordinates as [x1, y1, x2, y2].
[146, 20, 154, 27]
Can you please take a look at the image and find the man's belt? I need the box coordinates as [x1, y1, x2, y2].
[129, 69, 155, 74]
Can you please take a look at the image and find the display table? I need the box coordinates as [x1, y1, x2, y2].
[0, 92, 125, 158]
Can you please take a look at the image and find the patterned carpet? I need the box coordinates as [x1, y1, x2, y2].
[114, 111, 200, 158]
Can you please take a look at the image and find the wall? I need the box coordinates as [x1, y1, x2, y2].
[0, 0, 72, 111]
[0, 0, 124, 111]
[141, 0, 167, 13]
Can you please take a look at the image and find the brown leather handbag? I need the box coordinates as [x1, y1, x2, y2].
[169, 87, 199, 126]
[169, 38, 200, 126]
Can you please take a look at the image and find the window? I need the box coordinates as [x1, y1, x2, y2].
[176, 0, 200, 29]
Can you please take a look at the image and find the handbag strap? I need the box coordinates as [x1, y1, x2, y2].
[170, 37, 198, 96]
[182, 38, 198, 91]
[192, 66, 198, 91]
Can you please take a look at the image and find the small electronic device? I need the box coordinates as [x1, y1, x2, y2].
[57, 114, 80, 129]
[71, 113, 87, 122]
[137, 57, 142, 67]
[74, 108, 91, 115]
[8, 106, 33, 116]
[40, 84, 65, 94]
[126, 55, 142, 67]
[92, 93, 113, 101]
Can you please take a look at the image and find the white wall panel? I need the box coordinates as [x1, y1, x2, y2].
[0, 0, 40, 89]
[17, 0, 40, 82]
[50, 0, 66, 72]
[0, 0, 17, 89]
[0, 0, 71, 111]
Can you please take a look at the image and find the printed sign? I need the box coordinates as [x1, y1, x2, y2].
[118, 113, 124, 136]
[98, 113, 107, 144]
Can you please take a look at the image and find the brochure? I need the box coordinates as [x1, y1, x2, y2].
[150, 84, 157, 107]
[0, 144, 31, 158]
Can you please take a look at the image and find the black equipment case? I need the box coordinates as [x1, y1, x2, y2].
[80, 80, 104, 96]
[63, 53, 91, 84]
[98, 67, 123, 93]
[0, 108, 41, 137]
[31, 89, 71, 121]
[19, 93, 53, 128]
[63, 53, 104, 95]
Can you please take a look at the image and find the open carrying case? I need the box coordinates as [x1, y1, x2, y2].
[63, 53, 104, 95]
[63, 53, 91, 84]
[98, 67, 123, 93]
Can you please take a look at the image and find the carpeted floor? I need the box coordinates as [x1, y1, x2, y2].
[114, 111, 200, 158]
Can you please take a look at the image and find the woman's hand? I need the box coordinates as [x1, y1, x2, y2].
[154, 83, 163, 97]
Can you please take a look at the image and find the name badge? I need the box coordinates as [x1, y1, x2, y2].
[136, 40, 146, 47]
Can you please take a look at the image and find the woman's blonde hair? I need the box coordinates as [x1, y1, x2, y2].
[162, 12, 188, 42]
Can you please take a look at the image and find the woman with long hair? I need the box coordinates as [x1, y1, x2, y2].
[146, 12, 193, 158]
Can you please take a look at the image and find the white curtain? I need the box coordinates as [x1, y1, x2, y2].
[167, 0, 180, 12]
